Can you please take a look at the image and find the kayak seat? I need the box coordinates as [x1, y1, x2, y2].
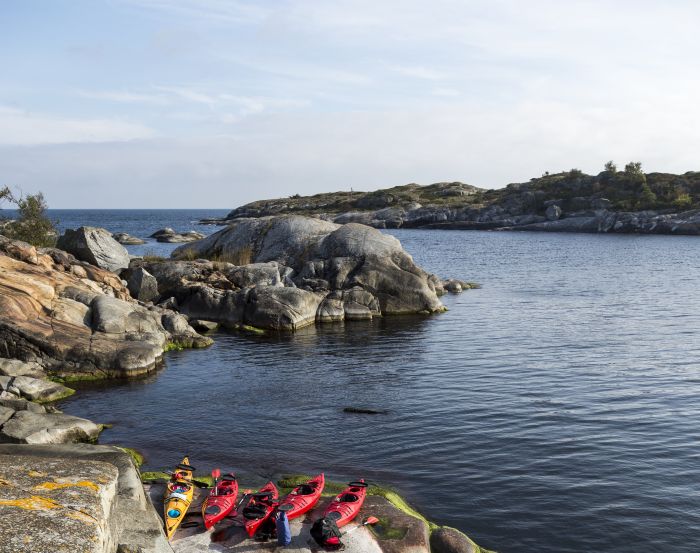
[340, 493, 358, 503]
[296, 484, 315, 495]
[243, 504, 268, 519]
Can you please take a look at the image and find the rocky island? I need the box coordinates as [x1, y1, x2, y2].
[202, 164, 700, 235]
[0, 215, 486, 553]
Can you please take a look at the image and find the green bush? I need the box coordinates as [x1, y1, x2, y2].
[0, 187, 57, 247]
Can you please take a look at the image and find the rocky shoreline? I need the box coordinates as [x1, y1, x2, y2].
[0, 443, 493, 553]
[200, 170, 700, 235]
[0, 216, 487, 552]
[0, 215, 473, 441]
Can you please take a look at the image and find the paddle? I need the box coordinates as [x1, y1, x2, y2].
[344, 516, 379, 536]
[211, 468, 221, 493]
[226, 488, 253, 518]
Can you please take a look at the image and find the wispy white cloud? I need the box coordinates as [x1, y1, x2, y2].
[0, 106, 156, 146]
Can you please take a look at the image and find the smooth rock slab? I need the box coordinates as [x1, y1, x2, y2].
[0, 411, 101, 444]
[0, 455, 118, 553]
[0, 376, 74, 402]
[0, 358, 45, 379]
[0, 443, 172, 553]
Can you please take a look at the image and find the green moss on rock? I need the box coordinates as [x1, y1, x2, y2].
[118, 447, 145, 468]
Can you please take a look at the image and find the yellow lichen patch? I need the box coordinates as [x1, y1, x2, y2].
[0, 477, 11, 486]
[66, 510, 97, 525]
[27, 470, 47, 478]
[0, 495, 62, 510]
[32, 480, 99, 493]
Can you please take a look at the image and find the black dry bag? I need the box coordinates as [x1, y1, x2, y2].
[310, 516, 343, 546]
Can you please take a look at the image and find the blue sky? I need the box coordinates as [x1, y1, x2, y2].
[2, 0, 700, 208]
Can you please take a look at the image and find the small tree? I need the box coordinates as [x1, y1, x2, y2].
[604, 160, 617, 173]
[624, 161, 644, 176]
[638, 182, 657, 209]
[0, 186, 57, 247]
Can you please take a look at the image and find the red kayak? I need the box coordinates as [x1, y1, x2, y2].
[323, 480, 368, 527]
[278, 473, 325, 520]
[242, 481, 279, 537]
[202, 473, 238, 529]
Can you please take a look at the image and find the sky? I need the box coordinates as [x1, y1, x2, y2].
[2, 0, 700, 208]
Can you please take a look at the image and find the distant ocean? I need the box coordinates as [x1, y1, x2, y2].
[46, 209, 230, 257]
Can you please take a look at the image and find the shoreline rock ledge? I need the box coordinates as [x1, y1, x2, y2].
[142, 215, 468, 331]
[0, 235, 211, 381]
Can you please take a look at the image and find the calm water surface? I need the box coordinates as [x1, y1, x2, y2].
[58, 211, 700, 553]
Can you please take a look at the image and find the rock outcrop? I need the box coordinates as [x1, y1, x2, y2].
[0, 411, 101, 444]
[430, 527, 480, 553]
[133, 215, 456, 331]
[124, 267, 159, 303]
[0, 236, 211, 380]
[0, 443, 171, 553]
[113, 232, 145, 245]
[205, 171, 700, 235]
[150, 228, 205, 243]
[0, 374, 73, 402]
[57, 227, 131, 272]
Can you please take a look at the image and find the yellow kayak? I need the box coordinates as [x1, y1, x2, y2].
[163, 456, 195, 540]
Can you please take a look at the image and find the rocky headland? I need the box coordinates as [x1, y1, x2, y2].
[202, 168, 700, 235]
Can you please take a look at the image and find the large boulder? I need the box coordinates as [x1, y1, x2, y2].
[57, 227, 130, 272]
[165, 215, 446, 330]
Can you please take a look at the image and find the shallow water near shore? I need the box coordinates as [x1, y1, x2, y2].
[57, 211, 700, 553]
